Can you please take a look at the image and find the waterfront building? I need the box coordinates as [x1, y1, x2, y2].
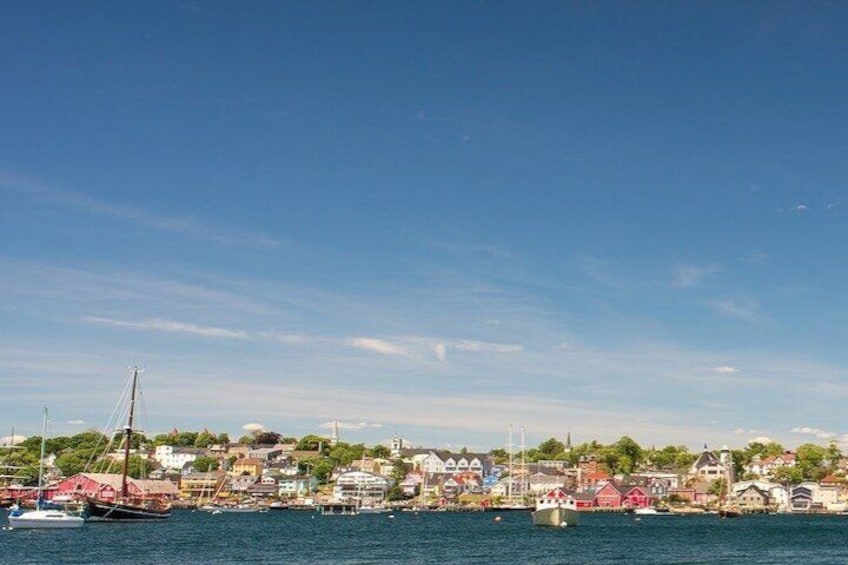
[277, 475, 317, 498]
[179, 471, 225, 501]
[737, 484, 771, 512]
[55, 472, 180, 503]
[332, 470, 389, 502]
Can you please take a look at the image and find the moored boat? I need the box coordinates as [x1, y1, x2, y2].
[84, 368, 172, 522]
[531, 488, 580, 528]
[7, 408, 84, 529]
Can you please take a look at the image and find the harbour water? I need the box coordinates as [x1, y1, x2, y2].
[4, 510, 848, 564]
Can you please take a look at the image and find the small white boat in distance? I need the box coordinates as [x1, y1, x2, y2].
[531, 488, 580, 528]
[633, 507, 659, 515]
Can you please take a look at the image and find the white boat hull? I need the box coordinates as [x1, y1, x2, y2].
[8, 509, 85, 529]
[531, 505, 580, 527]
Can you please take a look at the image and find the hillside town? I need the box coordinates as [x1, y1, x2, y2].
[3, 424, 848, 515]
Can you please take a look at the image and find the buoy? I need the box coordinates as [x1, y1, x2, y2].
[494, 515, 502, 523]
[560, 522, 568, 527]
[388, 514, 395, 519]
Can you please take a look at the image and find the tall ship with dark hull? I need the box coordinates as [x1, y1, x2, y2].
[84, 368, 172, 522]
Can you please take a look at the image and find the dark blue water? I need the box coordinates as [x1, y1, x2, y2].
[3, 510, 848, 564]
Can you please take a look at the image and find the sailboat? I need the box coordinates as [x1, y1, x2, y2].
[7, 408, 85, 529]
[717, 450, 741, 518]
[1, 426, 26, 508]
[84, 368, 172, 521]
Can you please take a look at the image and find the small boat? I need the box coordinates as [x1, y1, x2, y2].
[358, 503, 391, 514]
[531, 488, 580, 528]
[7, 408, 84, 529]
[209, 504, 259, 513]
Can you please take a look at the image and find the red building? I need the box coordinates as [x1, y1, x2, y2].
[594, 482, 624, 507]
[55, 473, 179, 502]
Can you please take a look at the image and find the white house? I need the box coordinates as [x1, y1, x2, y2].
[153, 445, 202, 470]
[689, 445, 732, 482]
[332, 470, 390, 502]
[277, 476, 318, 498]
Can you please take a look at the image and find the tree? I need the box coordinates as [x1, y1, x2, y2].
[369, 445, 390, 459]
[194, 430, 217, 448]
[745, 441, 785, 460]
[537, 437, 565, 458]
[386, 457, 410, 501]
[489, 448, 508, 464]
[772, 466, 803, 485]
[796, 443, 828, 479]
[193, 456, 220, 473]
[254, 431, 282, 446]
[708, 477, 727, 496]
[648, 445, 692, 471]
[327, 442, 365, 467]
[614, 436, 643, 472]
[296, 435, 327, 452]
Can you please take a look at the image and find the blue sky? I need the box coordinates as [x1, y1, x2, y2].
[3, 1, 848, 452]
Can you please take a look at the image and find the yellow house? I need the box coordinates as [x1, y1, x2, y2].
[232, 458, 264, 476]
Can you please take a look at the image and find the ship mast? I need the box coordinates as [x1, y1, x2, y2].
[120, 367, 139, 499]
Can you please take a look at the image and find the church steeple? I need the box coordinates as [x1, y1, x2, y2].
[330, 420, 340, 445]
[565, 430, 572, 452]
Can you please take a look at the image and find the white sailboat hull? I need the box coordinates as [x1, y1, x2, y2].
[8, 509, 85, 529]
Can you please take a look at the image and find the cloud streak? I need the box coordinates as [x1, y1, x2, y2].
[0, 170, 285, 248]
[83, 316, 249, 339]
[673, 263, 718, 288]
[320, 421, 383, 430]
[348, 337, 410, 357]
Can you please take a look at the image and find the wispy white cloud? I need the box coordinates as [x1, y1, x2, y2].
[673, 263, 719, 288]
[791, 203, 808, 213]
[67, 419, 86, 425]
[709, 299, 766, 323]
[434, 343, 447, 363]
[748, 436, 774, 444]
[711, 366, 740, 374]
[453, 340, 524, 353]
[348, 337, 409, 357]
[0, 170, 285, 248]
[258, 332, 317, 345]
[791, 426, 836, 440]
[320, 421, 383, 430]
[83, 316, 248, 339]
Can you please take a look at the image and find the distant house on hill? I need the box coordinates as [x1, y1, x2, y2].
[745, 451, 796, 479]
[232, 458, 264, 477]
[154, 445, 204, 470]
[688, 445, 732, 482]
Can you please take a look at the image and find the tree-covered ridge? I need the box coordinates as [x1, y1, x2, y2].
[3, 430, 845, 487]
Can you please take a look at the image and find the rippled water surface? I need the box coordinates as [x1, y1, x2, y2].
[4, 510, 848, 564]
